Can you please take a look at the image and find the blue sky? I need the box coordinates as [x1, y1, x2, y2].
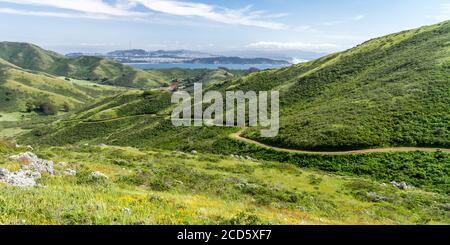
[0, 0, 448, 56]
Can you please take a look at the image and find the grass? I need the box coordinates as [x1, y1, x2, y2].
[0, 67, 124, 113]
[0, 143, 448, 225]
[0, 112, 26, 122]
[227, 20, 450, 150]
[1, 21, 450, 225]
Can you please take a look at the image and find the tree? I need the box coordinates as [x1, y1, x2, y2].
[25, 101, 34, 113]
[62, 102, 70, 112]
[36, 101, 57, 115]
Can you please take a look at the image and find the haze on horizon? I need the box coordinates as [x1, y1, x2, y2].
[0, 0, 448, 58]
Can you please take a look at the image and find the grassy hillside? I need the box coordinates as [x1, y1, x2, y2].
[226, 20, 450, 150]
[0, 42, 166, 88]
[0, 42, 63, 71]
[0, 142, 448, 224]
[29, 21, 450, 150]
[2, 22, 450, 225]
[0, 66, 123, 113]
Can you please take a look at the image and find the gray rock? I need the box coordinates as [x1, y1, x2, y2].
[99, 144, 107, 147]
[398, 182, 408, 190]
[10, 152, 54, 174]
[9, 152, 38, 164]
[26, 145, 33, 151]
[0, 169, 41, 187]
[2, 152, 59, 188]
[121, 208, 131, 214]
[64, 169, 77, 176]
[391, 181, 409, 190]
[31, 159, 54, 174]
[191, 150, 198, 154]
[90, 171, 108, 179]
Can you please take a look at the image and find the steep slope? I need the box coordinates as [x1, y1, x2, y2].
[21, 21, 450, 152]
[0, 42, 166, 88]
[232, 20, 450, 150]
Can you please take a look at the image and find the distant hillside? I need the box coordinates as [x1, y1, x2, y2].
[24, 21, 450, 152]
[0, 42, 167, 88]
[0, 42, 64, 71]
[0, 65, 122, 113]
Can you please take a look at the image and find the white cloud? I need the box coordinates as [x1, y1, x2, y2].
[0, 7, 110, 19]
[134, 0, 288, 30]
[247, 41, 341, 52]
[0, 0, 144, 17]
[0, 0, 288, 30]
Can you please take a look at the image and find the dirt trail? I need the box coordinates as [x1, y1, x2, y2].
[230, 130, 450, 155]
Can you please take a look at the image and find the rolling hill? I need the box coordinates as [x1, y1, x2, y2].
[12, 21, 450, 195]
[229, 20, 450, 150]
[0, 65, 123, 113]
[26, 20, 450, 152]
[0, 43, 241, 114]
[0, 42, 167, 88]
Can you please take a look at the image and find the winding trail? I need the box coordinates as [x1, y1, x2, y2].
[230, 130, 450, 155]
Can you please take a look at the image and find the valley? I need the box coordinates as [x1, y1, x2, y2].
[0, 21, 449, 225]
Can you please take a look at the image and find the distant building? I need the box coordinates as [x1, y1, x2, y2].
[169, 79, 179, 92]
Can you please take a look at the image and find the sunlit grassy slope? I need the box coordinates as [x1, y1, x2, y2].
[0, 142, 448, 225]
[0, 66, 123, 112]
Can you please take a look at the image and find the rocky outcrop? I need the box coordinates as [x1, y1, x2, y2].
[1, 152, 54, 187]
[9, 152, 54, 174]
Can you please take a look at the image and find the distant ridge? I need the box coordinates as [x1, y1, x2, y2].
[67, 49, 291, 65]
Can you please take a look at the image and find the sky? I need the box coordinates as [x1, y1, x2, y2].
[0, 0, 448, 57]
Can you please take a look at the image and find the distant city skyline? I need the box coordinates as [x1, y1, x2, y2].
[0, 0, 448, 57]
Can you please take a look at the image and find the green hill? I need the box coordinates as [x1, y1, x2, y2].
[0, 42, 166, 88]
[0, 42, 240, 114]
[0, 42, 64, 71]
[228, 20, 450, 150]
[30, 20, 450, 151]
[6, 21, 450, 206]
[0, 66, 123, 113]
